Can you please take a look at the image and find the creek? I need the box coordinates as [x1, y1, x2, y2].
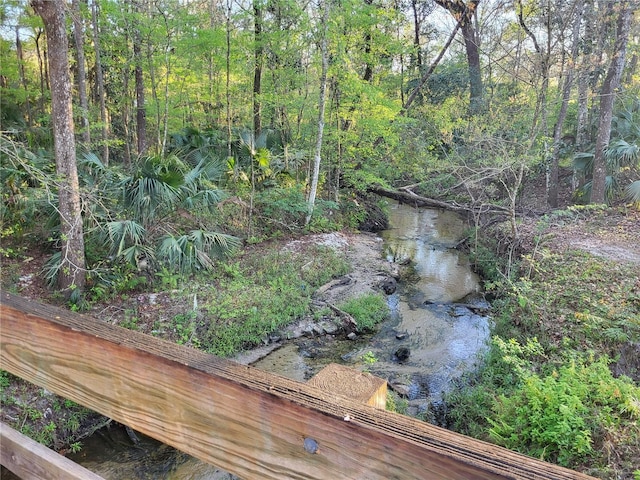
[53, 204, 491, 479]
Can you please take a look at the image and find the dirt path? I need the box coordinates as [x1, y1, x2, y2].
[518, 208, 640, 265]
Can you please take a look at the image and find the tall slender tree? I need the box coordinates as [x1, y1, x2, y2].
[133, 0, 147, 156]
[434, 0, 484, 115]
[15, 25, 33, 127]
[548, 0, 585, 207]
[591, 0, 636, 203]
[253, 0, 264, 136]
[91, 0, 109, 164]
[71, 0, 90, 145]
[307, 0, 330, 225]
[31, 0, 86, 295]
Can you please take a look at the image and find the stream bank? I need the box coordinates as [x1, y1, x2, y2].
[250, 203, 491, 421]
[2, 204, 493, 480]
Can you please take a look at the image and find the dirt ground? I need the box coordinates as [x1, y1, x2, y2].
[516, 204, 640, 266]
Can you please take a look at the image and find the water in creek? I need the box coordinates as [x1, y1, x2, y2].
[254, 203, 490, 410]
[58, 204, 490, 479]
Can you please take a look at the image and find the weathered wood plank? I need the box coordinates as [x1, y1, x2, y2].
[0, 422, 105, 480]
[308, 363, 387, 410]
[0, 292, 596, 480]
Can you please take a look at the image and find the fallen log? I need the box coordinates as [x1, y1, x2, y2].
[367, 184, 512, 216]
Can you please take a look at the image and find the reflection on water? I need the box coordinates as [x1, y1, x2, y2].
[257, 202, 490, 407]
[382, 203, 479, 303]
[65, 424, 236, 480]
[368, 203, 490, 402]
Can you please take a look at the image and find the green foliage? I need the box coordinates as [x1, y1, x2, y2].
[424, 59, 469, 105]
[84, 153, 236, 292]
[625, 180, 640, 207]
[0, 134, 56, 235]
[1, 373, 93, 453]
[386, 390, 409, 414]
[361, 350, 378, 365]
[339, 294, 389, 332]
[512, 248, 640, 354]
[298, 246, 350, 286]
[488, 356, 640, 467]
[0, 370, 11, 389]
[305, 200, 342, 233]
[171, 311, 200, 347]
[157, 230, 240, 274]
[120, 309, 140, 331]
[200, 247, 349, 356]
[573, 98, 640, 203]
[448, 221, 640, 476]
[469, 242, 508, 285]
[253, 187, 309, 235]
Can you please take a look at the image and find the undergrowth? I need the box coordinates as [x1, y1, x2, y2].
[446, 220, 640, 479]
[198, 245, 350, 356]
[339, 293, 390, 332]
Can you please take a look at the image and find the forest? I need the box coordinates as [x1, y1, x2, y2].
[1, 0, 639, 478]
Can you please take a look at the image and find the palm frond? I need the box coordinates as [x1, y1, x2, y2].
[42, 251, 62, 287]
[188, 229, 240, 255]
[157, 230, 240, 274]
[157, 234, 192, 273]
[606, 139, 639, 170]
[573, 152, 594, 173]
[79, 151, 107, 174]
[124, 175, 179, 225]
[581, 176, 618, 203]
[102, 220, 146, 257]
[625, 180, 640, 208]
[120, 244, 155, 268]
[182, 188, 226, 211]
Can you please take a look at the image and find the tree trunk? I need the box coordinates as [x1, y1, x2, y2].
[158, 9, 172, 154]
[411, 0, 423, 70]
[306, 0, 330, 225]
[548, 0, 584, 208]
[121, 10, 132, 168]
[226, 0, 233, 162]
[591, 0, 635, 204]
[403, 17, 462, 112]
[515, 0, 550, 136]
[35, 29, 47, 115]
[461, 18, 483, 115]
[32, 0, 86, 295]
[72, 0, 90, 145]
[362, 0, 374, 83]
[133, 0, 147, 156]
[253, 0, 263, 136]
[434, 0, 484, 116]
[91, 0, 109, 164]
[15, 26, 33, 127]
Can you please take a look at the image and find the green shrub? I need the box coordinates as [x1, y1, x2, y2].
[488, 356, 640, 466]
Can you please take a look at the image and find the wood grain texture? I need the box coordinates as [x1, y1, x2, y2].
[308, 363, 387, 410]
[0, 292, 596, 480]
[0, 422, 105, 480]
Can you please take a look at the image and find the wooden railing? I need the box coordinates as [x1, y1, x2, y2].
[0, 292, 595, 480]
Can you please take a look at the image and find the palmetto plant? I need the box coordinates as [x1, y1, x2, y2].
[108, 153, 240, 275]
[31, 147, 240, 289]
[574, 99, 640, 206]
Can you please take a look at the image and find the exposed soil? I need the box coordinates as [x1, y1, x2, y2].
[516, 205, 640, 266]
[281, 231, 395, 305]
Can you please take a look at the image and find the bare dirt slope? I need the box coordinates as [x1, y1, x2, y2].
[282, 231, 394, 305]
